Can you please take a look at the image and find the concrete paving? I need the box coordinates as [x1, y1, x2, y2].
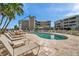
[0, 32, 79, 56]
[25, 33, 79, 56]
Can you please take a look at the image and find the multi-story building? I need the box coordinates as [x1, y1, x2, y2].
[55, 15, 79, 30]
[35, 20, 51, 30]
[19, 20, 29, 30]
[19, 16, 51, 31]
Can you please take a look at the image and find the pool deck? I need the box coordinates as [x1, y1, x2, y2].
[25, 32, 79, 56]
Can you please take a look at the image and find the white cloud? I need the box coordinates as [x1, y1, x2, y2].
[65, 12, 79, 17]
[73, 3, 79, 11]
[64, 3, 79, 17]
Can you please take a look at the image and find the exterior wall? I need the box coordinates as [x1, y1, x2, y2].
[55, 20, 63, 30]
[55, 15, 79, 30]
[36, 21, 51, 30]
[20, 20, 29, 30]
[19, 17, 51, 31]
[29, 16, 35, 31]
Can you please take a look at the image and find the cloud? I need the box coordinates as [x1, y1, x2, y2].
[65, 12, 79, 17]
[64, 3, 79, 17]
[73, 3, 79, 11]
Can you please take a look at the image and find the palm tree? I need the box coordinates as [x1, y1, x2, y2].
[0, 4, 9, 33]
[0, 4, 7, 27]
[0, 3, 24, 33]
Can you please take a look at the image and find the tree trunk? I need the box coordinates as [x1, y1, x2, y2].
[1, 17, 8, 34]
[1, 17, 8, 30]
[2, 20, 11, 34]
[0, 18, 8, 33]
[0, 16, 4, 26]
[0, 16, 4, 34]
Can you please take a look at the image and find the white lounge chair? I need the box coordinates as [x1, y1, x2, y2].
[0, 35, 40, 56]
[5, 33, 24, 41]
[8, 32, 24, 38]
[4, 33, 28, 48]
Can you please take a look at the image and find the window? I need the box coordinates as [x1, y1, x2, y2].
[64, 19, 68, 21]
[69, 17, 76, 19]
[69, 21, 76, 23]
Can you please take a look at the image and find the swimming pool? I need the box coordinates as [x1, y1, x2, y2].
[33, 32, 67, 40]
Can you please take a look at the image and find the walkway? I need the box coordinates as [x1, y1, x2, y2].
[25, 33, 79, 56]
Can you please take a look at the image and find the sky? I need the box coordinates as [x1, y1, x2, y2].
[1, 3, 79, 29]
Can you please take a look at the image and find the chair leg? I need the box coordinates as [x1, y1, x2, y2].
[36, 46, 40, 56]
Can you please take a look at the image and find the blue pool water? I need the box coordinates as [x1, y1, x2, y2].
[33, 32, 67, 40]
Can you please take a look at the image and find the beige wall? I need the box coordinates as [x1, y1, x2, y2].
[55, 15, 79, 30]
[20, 17, 51, 30]
[40, 22, 50, 28]
[29, 17, 35, 30]
[20, 20, 29, 30]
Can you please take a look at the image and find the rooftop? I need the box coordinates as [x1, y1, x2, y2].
[55, 15, 79, 22]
